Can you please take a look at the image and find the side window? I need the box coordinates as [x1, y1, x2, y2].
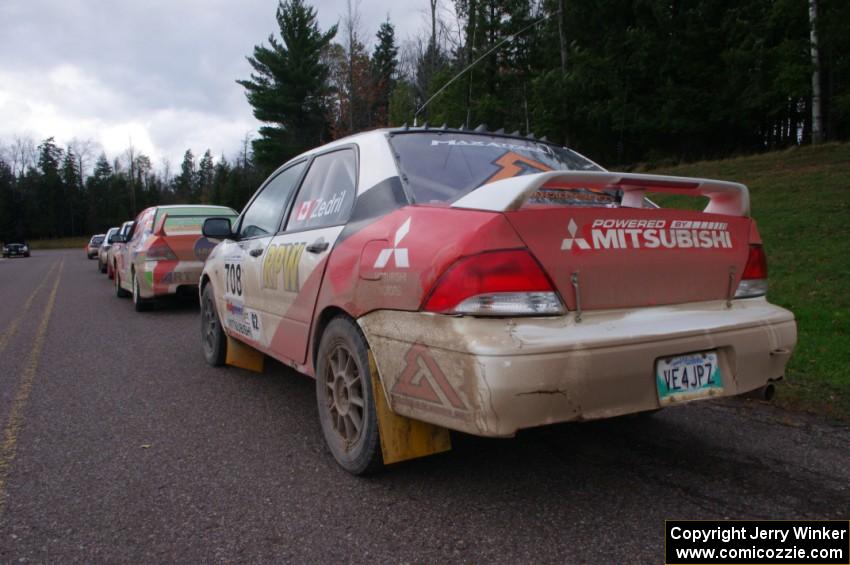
[239, 162, 307, 238]
[285, 149, 356, 231]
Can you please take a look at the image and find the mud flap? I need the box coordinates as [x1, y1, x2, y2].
[225, 336, 265, 373]
[368, 351, 451, 465]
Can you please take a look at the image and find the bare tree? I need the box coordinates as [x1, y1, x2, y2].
[9, 136, 36, 177]
[809, 0, 823, 143]
[69, 138, 100, 181]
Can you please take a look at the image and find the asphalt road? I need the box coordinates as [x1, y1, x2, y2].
[0, 249, 847, 563]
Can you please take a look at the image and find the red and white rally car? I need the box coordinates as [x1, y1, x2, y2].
[199, 127, 797, 474]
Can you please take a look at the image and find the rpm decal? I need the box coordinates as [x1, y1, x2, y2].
[262, 243, 306, 291]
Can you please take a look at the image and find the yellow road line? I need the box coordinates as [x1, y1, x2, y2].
[0, 258, 63, 516]
[0, 260, 59, 355]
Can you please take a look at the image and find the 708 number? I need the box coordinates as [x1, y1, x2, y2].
[224, 262, 242, 296]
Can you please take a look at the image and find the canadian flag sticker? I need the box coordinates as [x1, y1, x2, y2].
[296, 200, 314, 221]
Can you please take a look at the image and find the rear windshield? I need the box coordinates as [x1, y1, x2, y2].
[153, 206, 238, 236]
[153, 206, 237, 226]
[91, 236, 104, 244]
[388, 132, 604, 205]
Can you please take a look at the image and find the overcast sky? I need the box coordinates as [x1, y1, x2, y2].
[0, 0, 439, 172]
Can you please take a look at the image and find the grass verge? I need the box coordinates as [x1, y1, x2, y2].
[27, 237, 90, 250]
[651, 143, 850, 420]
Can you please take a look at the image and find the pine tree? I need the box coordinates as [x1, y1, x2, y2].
[197, 150, 214, 203]
[174, 149, 196, 203]
[238, 0, 337, 169]
[372, 20, 399, 126]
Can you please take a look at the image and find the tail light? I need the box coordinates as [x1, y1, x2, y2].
[146, 237, 177, 261]
[423, 249, 565, 316]
[735, 244, 768, 298]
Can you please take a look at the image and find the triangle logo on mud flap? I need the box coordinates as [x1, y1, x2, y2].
[392, 344, 466, 410]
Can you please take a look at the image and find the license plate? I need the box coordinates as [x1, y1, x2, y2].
[656, 351, 723, 405]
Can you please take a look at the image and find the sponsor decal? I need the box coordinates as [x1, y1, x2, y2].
[561, 218, 733, 251]
[431, 139, 553, 156]
[373, 217, 411, 269]
[159, 271, 196, 285]
[530, 187, 618, 207]
[392, 344, 466, 410]
[560, 218, 590, 250]
[225, 298, 262, 341]
[485, 152, 551, 184]
[294, 191, 347, 223]
[262, 242, 306, 291]
[194, 237, 217, 261]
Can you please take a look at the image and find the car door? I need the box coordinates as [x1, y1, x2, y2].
[115, 218, 140, 287]
[263, 148, 358, 364]
[219, 161, 307, 347]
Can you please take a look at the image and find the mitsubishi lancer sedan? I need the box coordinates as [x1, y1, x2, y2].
[197, 127, 797, 475]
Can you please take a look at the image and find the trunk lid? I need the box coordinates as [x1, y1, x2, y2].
[452, 170, 754, 311]
[504, 207, 751, 310]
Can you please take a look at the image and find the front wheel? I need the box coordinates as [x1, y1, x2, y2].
[315, 317, 383, 475]
[200, 283, 226, 366]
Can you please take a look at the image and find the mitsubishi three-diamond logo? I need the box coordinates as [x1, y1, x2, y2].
[561, 218, 590, 250]
[374, 217, 411, 268]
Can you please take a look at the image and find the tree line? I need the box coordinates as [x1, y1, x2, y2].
[2, 0, 847, 241]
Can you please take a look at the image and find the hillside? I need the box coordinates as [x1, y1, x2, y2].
[652, 143, 850, 418]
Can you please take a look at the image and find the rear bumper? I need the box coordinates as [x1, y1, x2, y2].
[138, 260, 203, 298]
[358, 298, 797, 437]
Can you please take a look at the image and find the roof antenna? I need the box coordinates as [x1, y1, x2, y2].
[412, 10, 557, 126]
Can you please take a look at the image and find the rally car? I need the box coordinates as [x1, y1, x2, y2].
[113, 205, 238, 311]
[106, 221, 134, 278]
[98, 227, 120, 273]
[2, 241, 30, 258]
[198, 126, 797, 474]
[86, 234, 105, 259]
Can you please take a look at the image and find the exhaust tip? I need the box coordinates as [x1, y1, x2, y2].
[744, 384, 776, 402]
[762, 383, 776, 402]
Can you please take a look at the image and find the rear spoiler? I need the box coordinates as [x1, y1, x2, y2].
[154, 213, 169, 235]
[450, 171, 750, 217]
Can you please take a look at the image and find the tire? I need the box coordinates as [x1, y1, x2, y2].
[99, 257, 107, 273]
[115, 268, 130, 298]
[200, 283, 226, 366]
[132, 271, 152, 312]
[315, 316, 383, 475]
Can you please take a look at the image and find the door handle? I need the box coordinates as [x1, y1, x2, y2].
[249, 248, 264, 257]
[306, 240, 329, 254]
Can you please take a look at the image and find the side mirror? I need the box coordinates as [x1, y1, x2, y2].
[203, 217, 234, 239]
[109, 234, 126, 244]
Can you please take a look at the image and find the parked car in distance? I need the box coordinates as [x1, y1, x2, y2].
[106, 220, 136, 279]
[198, 127, 797, 475]
[98, 227, 120, 273]
[2, 240, 30, 258]
[86, 234, 105, 259]
[113, 205, 238, 311]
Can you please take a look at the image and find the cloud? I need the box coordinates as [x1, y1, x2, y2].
[0, 0, 445, 169]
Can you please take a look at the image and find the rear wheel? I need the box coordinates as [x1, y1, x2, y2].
[132, 271, 152, 312]
[315, 317, 383, 475]
[200, 283, 226, 366]
[115, 268, 130, 298]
